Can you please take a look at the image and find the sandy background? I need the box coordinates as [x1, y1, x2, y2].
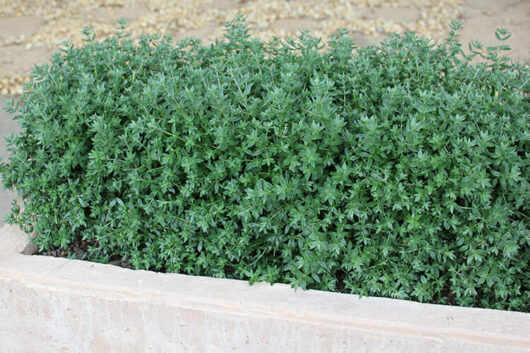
[0, 0, 529, 225]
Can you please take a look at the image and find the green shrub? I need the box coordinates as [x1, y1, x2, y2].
[1, 18, 528, 311]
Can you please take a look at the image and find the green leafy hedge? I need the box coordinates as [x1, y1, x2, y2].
[2, 18, 529, 311]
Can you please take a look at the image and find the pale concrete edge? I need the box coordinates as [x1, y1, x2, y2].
[1, 224, 529, 350]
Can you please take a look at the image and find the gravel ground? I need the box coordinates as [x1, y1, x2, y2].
[0, 0, 529, 225]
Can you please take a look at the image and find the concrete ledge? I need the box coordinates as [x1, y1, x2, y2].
[0, 225, 529, 353]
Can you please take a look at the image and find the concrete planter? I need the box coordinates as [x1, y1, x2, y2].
[1, 224, 529, 353]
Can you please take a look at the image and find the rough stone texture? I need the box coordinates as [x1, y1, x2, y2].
[0, 225, 529, 353]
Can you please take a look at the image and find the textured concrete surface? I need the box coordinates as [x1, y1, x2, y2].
[1, 225, 529, 353]
[0, 95, 20, 227]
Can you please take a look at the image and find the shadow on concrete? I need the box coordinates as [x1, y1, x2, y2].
[0, 96, 21, 227]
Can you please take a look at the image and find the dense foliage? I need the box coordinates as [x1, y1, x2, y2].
[1, 18, 528, 311]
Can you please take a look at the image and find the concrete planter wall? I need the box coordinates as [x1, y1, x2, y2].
[1, 224, 529, 353]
